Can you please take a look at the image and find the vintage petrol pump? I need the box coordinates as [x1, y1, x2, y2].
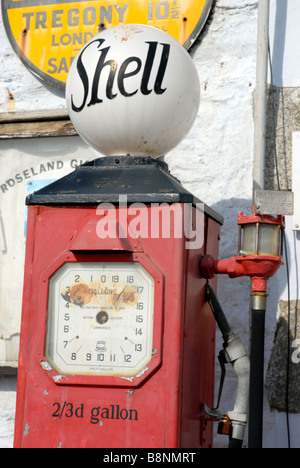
[14, 25, 223, 448]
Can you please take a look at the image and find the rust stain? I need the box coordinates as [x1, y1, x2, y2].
[114, 25, 143, 42]
[19, 28, 28, 55]
[97, 22, 107, 33]
[180, 16, 189, 45]
[70, 283, 92, 306]
[6, 89, 15, 112]
[61, 283, 92, 307]
[111, 285, 139, 308]
[61, 275, 140, 314]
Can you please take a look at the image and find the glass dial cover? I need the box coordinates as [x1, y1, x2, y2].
[45, 262, 155, 377]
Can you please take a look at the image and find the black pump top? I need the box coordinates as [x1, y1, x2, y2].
[26, 156, 223, 224]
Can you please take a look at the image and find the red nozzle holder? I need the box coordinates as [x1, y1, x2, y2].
[199, 254, 283, 293]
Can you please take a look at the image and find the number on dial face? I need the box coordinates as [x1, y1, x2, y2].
[45, 262, 155, 377]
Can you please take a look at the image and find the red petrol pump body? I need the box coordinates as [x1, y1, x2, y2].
[14, 157, 223, 448]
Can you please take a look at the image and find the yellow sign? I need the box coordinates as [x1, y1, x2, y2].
[2, 0, 212, 89]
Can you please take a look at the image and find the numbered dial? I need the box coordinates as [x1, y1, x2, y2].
[45, 262, 155, 377]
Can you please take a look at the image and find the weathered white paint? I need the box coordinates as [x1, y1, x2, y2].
[1, 0, 300, 448]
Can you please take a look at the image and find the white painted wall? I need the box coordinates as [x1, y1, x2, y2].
[269, 0, 300, 87]
[0, 15, 65, 112]
[1, 0, 300, 448]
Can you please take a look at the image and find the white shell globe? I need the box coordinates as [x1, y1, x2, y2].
[66, 24, 200, 158]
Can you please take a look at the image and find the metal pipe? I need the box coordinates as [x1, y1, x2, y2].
[248, 293, 267, 448]
[253, 0, 270, 195]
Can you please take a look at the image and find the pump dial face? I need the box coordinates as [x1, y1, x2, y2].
[45, 262, 155, 377]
